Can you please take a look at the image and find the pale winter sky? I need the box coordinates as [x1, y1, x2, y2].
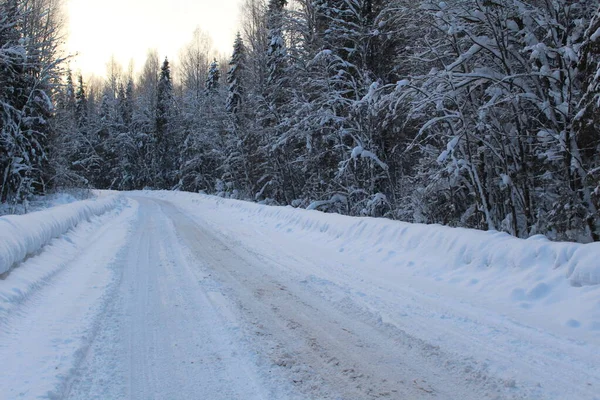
[66, 0, 243, 78]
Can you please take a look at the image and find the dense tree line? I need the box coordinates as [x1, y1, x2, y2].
[0, 0, 64, 203]
[2, 0, 600, 242]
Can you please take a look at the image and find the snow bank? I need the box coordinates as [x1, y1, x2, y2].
[143, 191, 600, 337]
[0, 195, 122, 274]
[176, 193, 600, 285]
[0, 190, 93, 216]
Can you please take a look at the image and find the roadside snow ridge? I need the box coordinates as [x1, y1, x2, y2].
[0, 195, 122, 274]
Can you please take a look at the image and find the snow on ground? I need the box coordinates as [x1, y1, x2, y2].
[144, 191, 600, 398]
[0, 190, 94, 216]
[0, 190, 599, 400]
[0, 194, 122, 274]
[0, 197, 136, 398]
[147, 191, 600, 340]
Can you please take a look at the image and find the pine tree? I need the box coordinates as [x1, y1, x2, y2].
[0, 0, 61, 202]
[113, 78, 138, 190]
[222, 33, 260, 196]
[75, 74, 88, 132]
[155, 57, 176, 187]
[265, 0, 288, 108]
[48, 67, 86, 189]
[0, 0, 27, 202]
[7, 0, 596, 242]
[205, 59, 221, 95]
[574, 5, 600, 240]
[254, 0, 298, 203]
[63, 68, 76, 114]
[69, 73, 101, 184]
[226, 33, 246, 115]
[118, 78, 134, 129]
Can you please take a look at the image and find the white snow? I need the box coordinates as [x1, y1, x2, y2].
[446, 43, 483, 71]
[146, 191, 600, 339]
[1, 191, 599, 399]
[0, 198, 136, 399]
[0, 191, 89, 216]
[437, 149, 449, 163]
[446, 135, 459, 151]
[350, 145, 364, 160]
[307, 194, 347, 211]
[142, 192, 600, 398]
[396, 79, 410, 88]
[0, 195, 122, 274]
[350, 146, 389, 170]
[506, 19, 520, 32]
[500, 173, 512, 186]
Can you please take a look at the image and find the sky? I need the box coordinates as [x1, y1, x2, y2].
[66, 0, 242, 78]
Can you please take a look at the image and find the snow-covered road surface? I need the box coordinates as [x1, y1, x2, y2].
[1, 193, 599, 399]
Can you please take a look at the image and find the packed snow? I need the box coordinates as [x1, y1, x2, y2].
[146, 191, 600, 340]
[0, 197, 136, 398]
[0, 191, 598, 400]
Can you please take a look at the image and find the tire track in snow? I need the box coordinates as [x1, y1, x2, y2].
[67, 197, 284, 400]
[158, 198, 511, 399]
[0, 199, 138, 399]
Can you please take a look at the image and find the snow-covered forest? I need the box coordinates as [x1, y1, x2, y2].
[2, 0, 600, 242]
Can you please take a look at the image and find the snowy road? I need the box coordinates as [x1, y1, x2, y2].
[1, 194, 599, 399]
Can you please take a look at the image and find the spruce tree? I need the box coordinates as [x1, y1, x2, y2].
[155, 57, 175, 187]
[226, 33, 246, 115]
[0, 0, 56, 201]
[205, 59, 221, 95]
[223, 33, 259, 196]
[118, 78, 134, 129]
[265, 0, 288, 103]
[75, 74, 88, 133]
[0, 0, 26, 201]
[63, 68, 76, 114]
[254, 0, 297, 203]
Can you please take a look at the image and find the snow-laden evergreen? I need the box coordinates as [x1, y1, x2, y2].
[3, 0, 600, 242]
[0, 0, 61, 204]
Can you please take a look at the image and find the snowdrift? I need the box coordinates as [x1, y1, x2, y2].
[0, 195, 122, 274]
[144, 191, 600, 336]
[187, 194, 600, 287]
[146, 192, 599, 286]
